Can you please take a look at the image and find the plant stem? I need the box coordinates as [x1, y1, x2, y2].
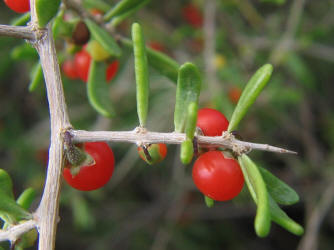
[69, 129, 297, 155]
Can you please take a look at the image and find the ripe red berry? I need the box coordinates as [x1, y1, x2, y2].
[106, 60, 119, 82]
[192, 151, 244, 201]
[182, 4, 203, 28]
[196, 108, 229, 136]
[4, 0, 30, 13]
[62, 59, 79, 80]
[137, 143, 167, 165]
[74, 49, 92, 82]
[148, 41, 165, 52]
[228, 86, 242, 104]
[63, 142, 114, 191]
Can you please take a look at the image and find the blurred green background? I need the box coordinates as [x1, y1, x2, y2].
[0, 0, 334, 249]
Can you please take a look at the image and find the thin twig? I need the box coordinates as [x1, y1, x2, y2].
[69, 129, 297, 155]
[0, 25, 35, 40]
[0, 220, 36, 243]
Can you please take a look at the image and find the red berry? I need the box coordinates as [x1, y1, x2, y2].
[106, 60, 119, 82]
[74, 49, 92, 82]
[63, 142, 115, 191]
[137, 143, 167, 165]
[182, 4, 203, 28]
[196, 108, 229, 136]
[192, 151, 244, 201]
[62, 59, 79, 80]
[4, 0, 30, 13]
[228, 86, 242, 104]
[148, 41, 165, 52]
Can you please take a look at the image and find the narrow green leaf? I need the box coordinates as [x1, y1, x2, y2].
[132, 23, 149, 127]
[228, 64, 273, 132]
[0, 192, 31, 221]
[204, 196, 214, 208]
[29, 62, 44, 92]
[36, 0, 61, 27]
[269, 195, 304, 235]
[238, 154, 271, 237]
[87, 60, 115, 117]
[52, 11, 74, 39]
[180, 138, 193, 164]
[85, 19, 122, 58]
[104, 0, 150, 22]
[146, 47, 179, 83]
[174, 63, 201, 132]
[0, 169, 14, 199]
[10, 13, 31, 26]
[185, 102, 198, 140]
[16, 188, 36, 210]
[83, 0, 111, 12]
[259, 167, 299, 205]
[121, 38, 179, 83]
[11, 43, 38, 61]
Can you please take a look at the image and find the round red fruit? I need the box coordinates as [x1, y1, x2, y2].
[106, 60, 119, 82]
[228, 86, 242, 104]
[62, 59, 78, 79]
[182, 4, 203, 28]
[192, 151, 244, 201]
[196, 108, 229, 136]
[63, 142, 114, 191]
[74, 49, 91, 82]
[138, 143, 167, 165]
[4, 0, 30, 13]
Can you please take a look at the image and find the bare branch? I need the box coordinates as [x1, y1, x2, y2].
[69, 129, 297, 155]
[27, 1, 71, 250]
[0, 25, 35, 40]
[0, 220, 36, 243]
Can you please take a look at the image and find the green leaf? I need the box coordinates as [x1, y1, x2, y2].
[132, 23, 149, 127]
[174, 63, 201, 132]
[185, 102, 198, 140]
[0, 169, 14, 199]
[29, 62, 44, 92]
[104, 0, 150, 22]
[85, 19, 122, 58]
[180, 138, 193, 165]
[204, 196, 214, 208]
[238, 154, 271, 237]
[146, 47, 179, 83]
[0, 192, 31, 222]
[11, 43, 38, 61]
[10, 13, 31, 26]
[121, 38, 179, 83]
[259, 167, 299, 205]
[83, 0, 111, 12]
[87, 60, 115, 117]
[269, 195, 304, 235]
[228, 64, 273, 132]
[16, 188, 36, 210]
[52, 11, 74, 39]
[36, 0, 61, 27]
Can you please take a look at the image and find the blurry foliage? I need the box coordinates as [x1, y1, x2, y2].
[0, 0, 334, 249]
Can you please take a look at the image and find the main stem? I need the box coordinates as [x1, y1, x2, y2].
[29, 1, 71, 249]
